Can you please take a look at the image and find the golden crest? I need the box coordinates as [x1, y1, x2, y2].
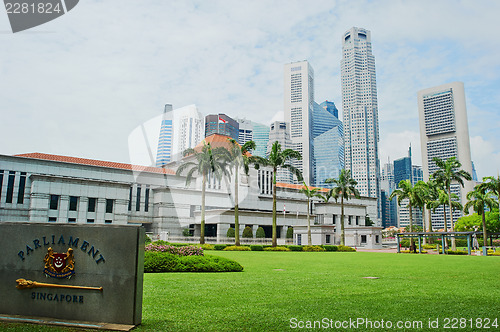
[43, 247, 75, 279]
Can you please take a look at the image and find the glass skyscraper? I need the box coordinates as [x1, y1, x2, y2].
[156, 104, 173, 167]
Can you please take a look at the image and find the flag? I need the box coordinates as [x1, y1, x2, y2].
[219, 116, 227, 124]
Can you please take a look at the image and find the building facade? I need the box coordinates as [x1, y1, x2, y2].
[205, 114, 239, 141]
[284, 60, 314, 185]
[341, 27, 381, 218]
[417, 81, 474, 230]
[0, 151, 381, 248]
[237, 118, 270, 158]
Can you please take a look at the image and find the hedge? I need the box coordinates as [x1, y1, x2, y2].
[337, 245, 356, 252]
[144, 251, 243, 272]
[287, 245, 303, 251]
[303, 245, 326, 252]
[223, 246, 251, 251]
[250, 245, 264, 251]
[263, 246, 291, 252]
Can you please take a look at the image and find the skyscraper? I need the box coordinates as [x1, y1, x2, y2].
[267, 121, 293, 183]
[156, 104, 173, 167]
[341, 27, 381, 219]
[312, 102, 344, 188]
[418, 81, 474, 230]
[236, 118, 270, 158]
[205, 114, 239, 140]
[284, 60, 314, 185]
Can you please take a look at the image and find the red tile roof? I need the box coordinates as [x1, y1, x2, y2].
[276, 182, 330, 192]
[14, 153, 175, 175]
[190, 134, 251, 156]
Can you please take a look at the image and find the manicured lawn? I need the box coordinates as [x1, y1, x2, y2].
[3, 251, 499, 331]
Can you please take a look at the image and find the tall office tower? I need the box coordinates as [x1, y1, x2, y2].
[176, 105, 204, 159]
[418, 81, 474, 230]
[393, 147, 423, 228]
[380, 162, 397, 228]
[236, 118, 270, 158]
[312, 102, 344, 188]
[205, 114, 239, 140]
[284, 60, 314, 185]
[341, 27, 381, 218]
[252, 122, 270, 158]
[156, 104, 173, 167]
[267, 121, 293, 183]
[319, 100, 339, 119]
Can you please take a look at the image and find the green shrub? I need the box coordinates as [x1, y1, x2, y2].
[182, 228, 192, 237]
[286, 226, 293, 239]
[337, 245, 356, 252]
[256, 227, 265, 238]
[178, 255, 244, 272]
[152, 240, 169, 246]
[287, 245, 303, 252]
[144, 251, 180, 272]
[322, 245, 338, 252]
[250, 245, 264, 251]
[144, 251, 244, 272]
[145, 234, 152, 245]
[226, 227, 235, 238]
[201, 244, 215, 250]
[263, 246, 291, 252]
[446, 250, 468, 255]
[167, 242, 191, 247]
[400, 250, 428, 254]
[242, 226, 253, 238]
[423, 244, 436, 249]
[223, 245, 251, 251]
[214, 244, 228, 250]
[303, 245, 326, 252]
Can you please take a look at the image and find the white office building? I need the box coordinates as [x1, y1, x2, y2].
[284, 60, 314, 185]
[417, 82, 475, 230]
[341, 27, 381, 218]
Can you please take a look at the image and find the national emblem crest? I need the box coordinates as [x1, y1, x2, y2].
[43, 247, 75, 279]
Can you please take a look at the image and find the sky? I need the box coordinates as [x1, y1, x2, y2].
[1, 0, 500, 180]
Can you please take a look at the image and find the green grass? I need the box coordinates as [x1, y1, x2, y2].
[2, 252, 500, 331]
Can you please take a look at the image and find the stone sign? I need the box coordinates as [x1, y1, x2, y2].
[0, 222, 144, 328]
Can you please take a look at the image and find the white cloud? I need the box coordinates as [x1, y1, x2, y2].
[470, 136, 500, 180]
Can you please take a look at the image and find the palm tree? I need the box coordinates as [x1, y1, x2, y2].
[299, 181, 321, 245]
[463, 185, 499, 247]
[432, 157, 472, 251]
[175, 142, 230, 244]
[325, 169, 360, 246]
[255, 141, 302, 247]
[226, 138, 259, 246]
[389, 179, 425, 251]
[480, 175, 500, 215]
[423, 178, 441, 233]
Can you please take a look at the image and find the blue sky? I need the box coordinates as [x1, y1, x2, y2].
[1, 0, 499, 179]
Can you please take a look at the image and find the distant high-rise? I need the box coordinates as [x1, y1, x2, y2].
[418, 81, 474, 230]
[312, 102, 344, 188]
[156, 104, 173, 167]
[236, 118, 270, 158]
[177, 105, 204, 158]
[380, 162, 397, 228]
[267, 121, 293, 183]
[284, 60, 314, 185]
[341, 27, 381, 218]
[205, 114, 239, 140]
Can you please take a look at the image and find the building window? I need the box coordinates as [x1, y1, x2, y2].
[297, 234, 302, 246]
[68, 218, 76, 223]
[375, 235, 379, 243]
[17, 172, 26, 204]
[361, 235, 367, 244]
[105, 219, 112, 224]
[48, 217, 57, 222]
[0, 170, 3, 201]
[69, 196, 78, 211]
[332, 215, 336, 224]
[6, 171, 15, 203]
[348, 216, 352, 225]
[145, 187, 150, 212]
[87, 219, 94, 223]
[49, 195, 59, 210]
[136, 186, 141, 212]
[106, 199, 114, 213]
[88, 197, 96, 212]
[128, 187, 133, 211]
[326, 234, 331, 244]
[356, 216, 359, 225]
